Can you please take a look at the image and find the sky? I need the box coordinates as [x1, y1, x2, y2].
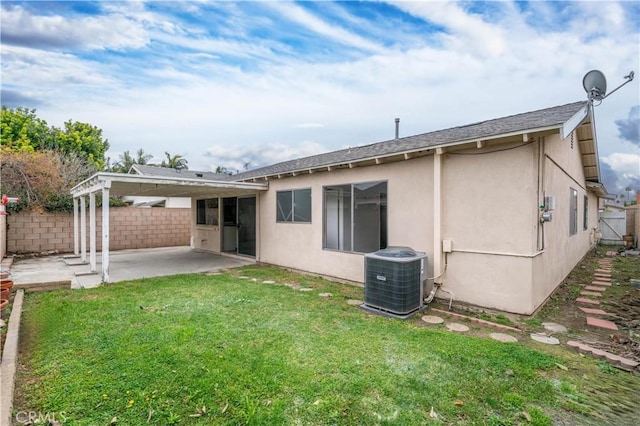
[1, 0, 639, 198]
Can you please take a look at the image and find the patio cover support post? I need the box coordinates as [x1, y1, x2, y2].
[80, 195, 87, 263]
[101, 182, 111, 283]
[433, 152, 443, 283]
[89, 191, 96, 272]
[73, 197, 79, 255]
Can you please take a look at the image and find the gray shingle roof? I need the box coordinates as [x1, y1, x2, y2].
[231, 101, 587, 181]
[130, 164, 230, 181]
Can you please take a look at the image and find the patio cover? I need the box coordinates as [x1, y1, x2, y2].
[70, 172, 268, 283]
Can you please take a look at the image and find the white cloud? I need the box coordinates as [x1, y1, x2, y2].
[265, 2, 384, 53]
[2, 0, 638, 192]
[0, 4, 149, 51]
[602, 153, 640, 180]
[203, 141, 326, 172]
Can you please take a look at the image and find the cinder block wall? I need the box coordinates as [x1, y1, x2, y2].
[6, 207, 191, 254]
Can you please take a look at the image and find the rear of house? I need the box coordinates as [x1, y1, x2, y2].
[72, 101, 604, 315]
[190, 101, 603, 314]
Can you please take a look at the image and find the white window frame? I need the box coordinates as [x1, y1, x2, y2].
[569, 188, 578, 236]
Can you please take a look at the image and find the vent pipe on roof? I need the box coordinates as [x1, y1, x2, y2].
[395, 118, 400, 140]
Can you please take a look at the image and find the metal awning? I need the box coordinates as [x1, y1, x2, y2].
[71, 172, 268, 198]
[69, 172, 268, 284]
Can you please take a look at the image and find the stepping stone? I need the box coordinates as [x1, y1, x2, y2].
[590, 348, 608, 359]
[591, 280, 612, 287]
[346, 299, 363, 306]
[490, 333, 518, 343]
[580, 291, 602, 297]
[576, 297, 600, 305]
[542, 322, 567, 333]
[578, 307, 615, 316]
[262, 280, 276, 284]
[318, 292, 332, 297]
[530, 333, 560, 345]
[421, 315, 444, 324]
[605, 251, 617, 257]
[586, 317, 618, 330]
[594, 269, 611, 274]
[298, 288, 314, 292]
[594, 274, 611, 279]
[446, 322, 469, 332]
[585, 285, 607, 292]
[566, 340, 584, 349]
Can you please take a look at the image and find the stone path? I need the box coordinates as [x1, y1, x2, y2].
[418, 311, 519, 342]
[566, 341, 639, 371]
[575, 256, 619, 331]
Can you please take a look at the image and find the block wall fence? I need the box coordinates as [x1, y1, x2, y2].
[5, 207, 191, 254]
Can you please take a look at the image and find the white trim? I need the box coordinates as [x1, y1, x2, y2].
[71, 172, 268, 197]
[561, 104, 589, 139]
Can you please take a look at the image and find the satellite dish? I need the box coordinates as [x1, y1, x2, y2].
[582, 70, 607, 101]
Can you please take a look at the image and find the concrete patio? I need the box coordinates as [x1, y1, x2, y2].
[5, 246, 254, 290]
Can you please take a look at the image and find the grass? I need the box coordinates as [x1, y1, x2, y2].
[13, 265, 623, 425]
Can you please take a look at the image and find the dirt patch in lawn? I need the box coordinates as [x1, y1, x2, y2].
[533, 248, 640, 365]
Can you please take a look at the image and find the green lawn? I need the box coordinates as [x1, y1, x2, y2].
[14, 266, 611, 425]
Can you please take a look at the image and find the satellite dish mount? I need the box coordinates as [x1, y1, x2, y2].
[583, 69, 634, 104]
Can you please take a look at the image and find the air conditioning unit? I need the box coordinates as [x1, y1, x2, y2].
[362, 247, 427, 319]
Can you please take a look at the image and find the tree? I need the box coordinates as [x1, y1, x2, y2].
[625, 186, 632, 204]
[55, 120, 110, 170]
[214, 166, 233, 175]
[160, 152, 188, 169]
[1, 107, 110, 170]
[0, 150, 97, 212]
[109, 148, 153, 173]
[0, 106, 53, 152]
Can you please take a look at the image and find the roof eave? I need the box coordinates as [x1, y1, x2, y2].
[236, 124, 564, 182]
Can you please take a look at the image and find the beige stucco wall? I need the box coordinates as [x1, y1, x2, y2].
[257, 157, 434, 283]
[530, 132, 599, 310]
[190, 198, 221, 252]
[187, 129, 599, 314]
[440, 142, 538, 313]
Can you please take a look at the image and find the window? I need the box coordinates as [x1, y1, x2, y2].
[276, 189, 311, 222]
[583, 195, 588, 230]
[569, 188, 578, 235]
[323, 181, 387, 253]
[196, 198, 219, 226]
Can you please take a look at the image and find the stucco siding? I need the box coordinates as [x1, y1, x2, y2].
[440, 142, 537, 313]
[445, 253, 534, 313]
[442, 143, 536, 254]
[531, 133, 597, 309]
[258, 157, 434, 283]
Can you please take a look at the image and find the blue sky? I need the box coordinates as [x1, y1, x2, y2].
[1, 1, 639, 197]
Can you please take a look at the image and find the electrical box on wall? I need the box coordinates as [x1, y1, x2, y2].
[544, 196, 555, 211]
[442, 239, 453, 253]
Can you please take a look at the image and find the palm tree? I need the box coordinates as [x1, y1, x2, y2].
[110, 148, 153, 173]
[161, 152, 188, 170]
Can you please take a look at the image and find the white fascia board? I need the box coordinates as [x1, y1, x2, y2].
[561, 104, 589, 139]
[71, 172, 268, 197]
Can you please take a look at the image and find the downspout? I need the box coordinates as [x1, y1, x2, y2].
[433, 149, 443, 285]
[429, 149, 454, 308]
